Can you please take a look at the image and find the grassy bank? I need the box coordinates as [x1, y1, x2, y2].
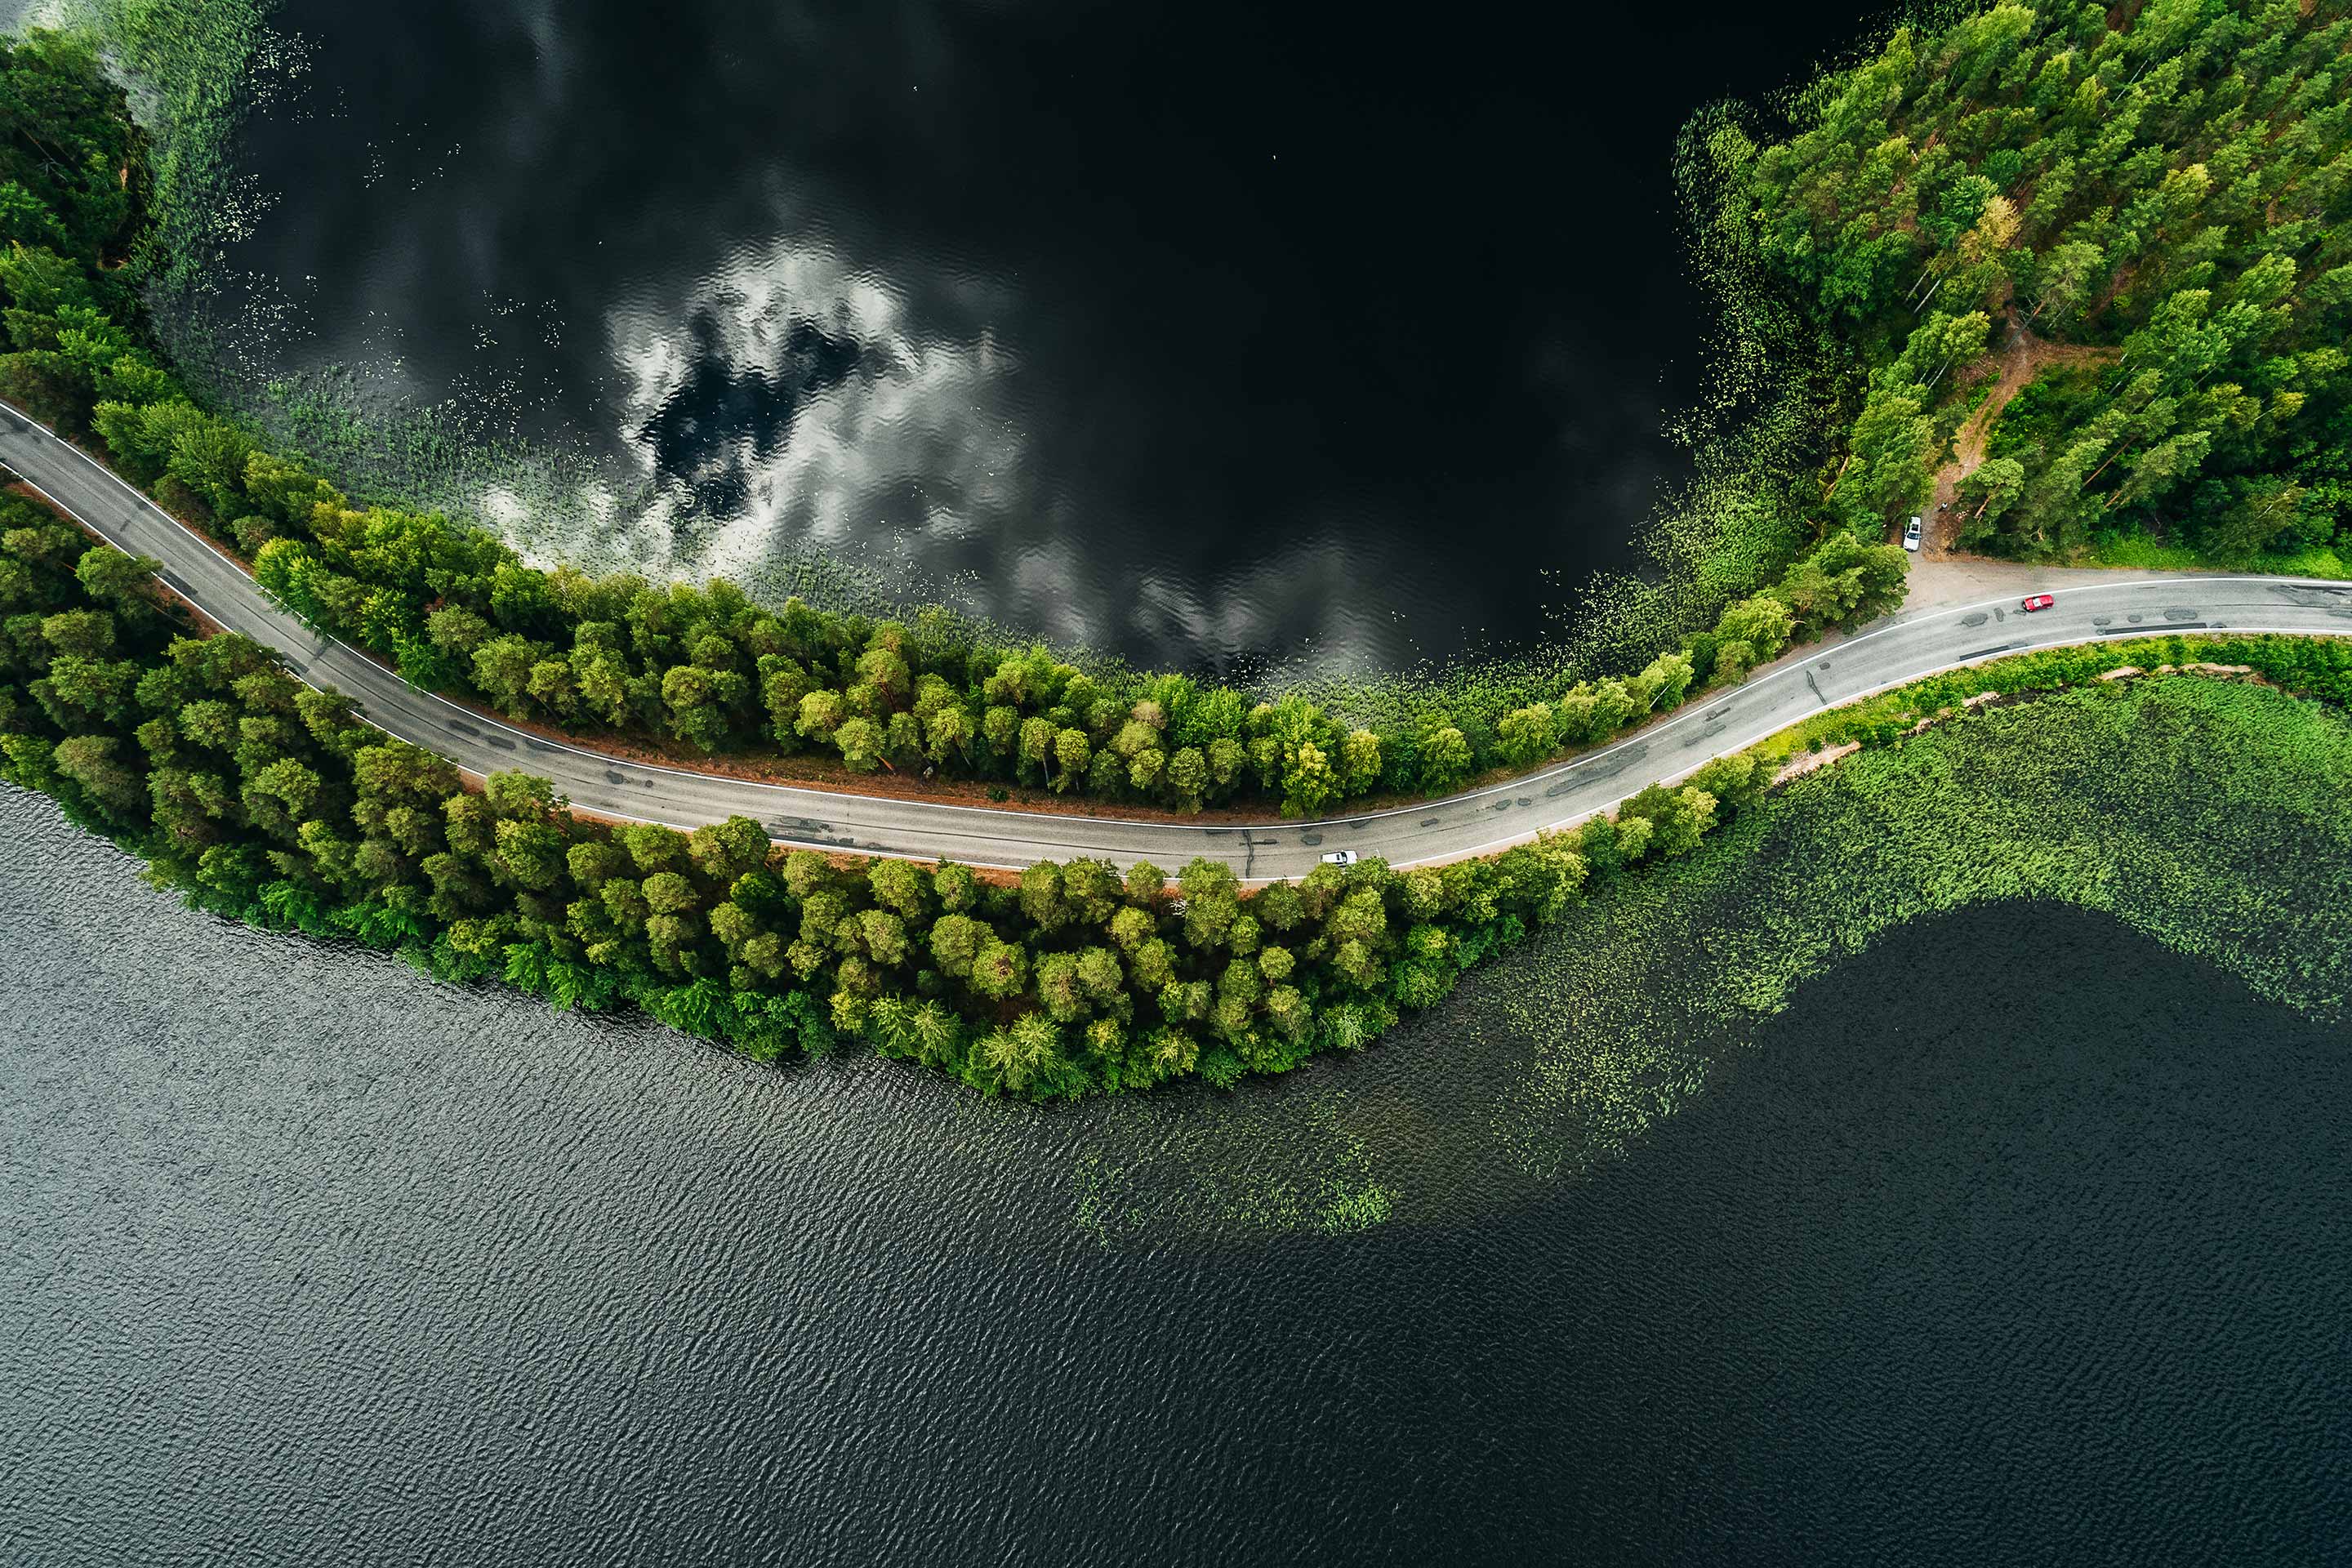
[2077, 533, 2352, 580]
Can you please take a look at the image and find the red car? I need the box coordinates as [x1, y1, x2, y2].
[2020, 594, 2056, 612]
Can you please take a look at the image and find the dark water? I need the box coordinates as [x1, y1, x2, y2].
[4, 787, 2346, 1564]
[187, 0, 1857, 672]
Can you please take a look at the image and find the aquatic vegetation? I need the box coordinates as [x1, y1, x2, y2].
[1080, 663, 2352, 1242]
[50, 0, 280, 265]
[1073, 1095, 1395, 1247]
[1500, 670, 2352, 1178]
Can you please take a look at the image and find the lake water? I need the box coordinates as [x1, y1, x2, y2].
[5, 784, 2345, 1564]
[167, 0, 1855, 674]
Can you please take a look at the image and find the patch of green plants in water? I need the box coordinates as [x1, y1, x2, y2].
[1490, 673, 2352, 1183]
[48, 0, 278, 264]
[1073, 1095, 1394, 1249]
[1078, 654, 2352, 1245]
[42, 1, 641, 559]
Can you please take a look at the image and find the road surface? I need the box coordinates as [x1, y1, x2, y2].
[7, 403, 2351, 879]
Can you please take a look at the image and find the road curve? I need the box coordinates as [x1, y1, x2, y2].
[8, 402, 2352, 880]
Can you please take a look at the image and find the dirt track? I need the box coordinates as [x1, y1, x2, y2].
[1922, 322, 2118, 559]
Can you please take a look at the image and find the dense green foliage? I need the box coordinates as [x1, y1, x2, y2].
[0, 32, 146, 265]
[19, 470, 2349, 1104]
[0, 501, 1785, 1097]
[0, 28, 158, 428]
[1729, 0, 2352, 559]
[62, 351, 1896, 812]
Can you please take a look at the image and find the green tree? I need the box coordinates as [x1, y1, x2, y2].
[796, 688, 845, 744]
[1496, 704, 1554, 768]
[1958, 457, 2028, 536]
[1417, 725, 1472, 796]
[968, 937, 1028, 1000]
[834, 716, 885, 773]
[72, 545, 156, 607]
[1053, 726, 1090, 793]
[50, 731, 143, 817]
[1018, 715, 1055, 786]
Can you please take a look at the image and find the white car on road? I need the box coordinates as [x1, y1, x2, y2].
[1320, 850, 1358, 866]
[1903, 515, 1922, 551]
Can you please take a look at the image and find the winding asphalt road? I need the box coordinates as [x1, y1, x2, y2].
[9, 401, 2352, 879]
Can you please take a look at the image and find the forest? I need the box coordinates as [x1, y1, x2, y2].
[1732, 0, 2351, 559]
[2, 492, 1777, 1094]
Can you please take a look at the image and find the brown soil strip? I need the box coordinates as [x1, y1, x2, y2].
[1771, 741, 1860, 786]
[1922, 322, 2118, 560]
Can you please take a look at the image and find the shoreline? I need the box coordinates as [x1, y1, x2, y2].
[14, 440, 2308, 853]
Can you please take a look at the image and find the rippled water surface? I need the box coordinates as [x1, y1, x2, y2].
[166, 0, 1855, 672]
[5, 786, 2347, 1564]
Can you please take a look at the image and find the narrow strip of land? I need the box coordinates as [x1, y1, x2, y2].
[7, 403, 2350, 880]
